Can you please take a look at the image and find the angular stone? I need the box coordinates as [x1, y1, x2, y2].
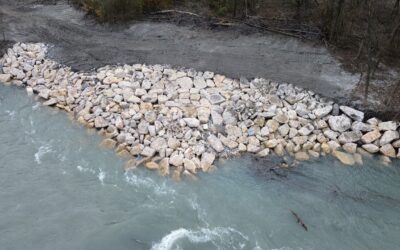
[207, 94, 225, 105]
[94, 116, 108, 128]
[168, 138, 180, 149]
[314, 105, 332, 118]
[295, 151, 309, 161]
[176, 77, 193, 89]
[333, 151, 355, 165]
[220, 136, 238, 149]
[247, 144, 260, 153]
[352, 121, 373, 132]
[169, 155, 184, 169]
[211, 111, 223, 126]
[298, 124, 314, 136]
[338, 131, 362, 144]
[266, 119, 280, 132]
[141, 147, 156, 157]
[222, 110, 237, 125]
[393, 140, 400, 148]
[292, 136, 308, 145]
[278, 124, 290, 136]
[145, 161, 159, 170]
[158, 158, 170, 176]
[183, 118, 200, 128]
[38, 88, 51, 100]
[100, 138, 117, 149]
[274, 113, 289, 124]
[260, 126, 270, 137]
[193, 76, 207, 89]
[257, 148, 270, 157]
[151, 137, 168, 150]
[323, 129, 339, 140]
[328, 115, 352, 132]
[197, 107, 211, 123]
[361, 130, 381, 144]
[380, 130, 399, 146]
[380, 144, 396, 158]
[343, 143, 357, 154]
[201, 152, 215, 172]
[362, 144, 380, 153]
[340, 106, 364, 122]
[183, 159, 197, 173]
[378, 121, 397, 131]
[43, 98, 57, 106]
[207, 134, 224, 153]
[226, 125, 242, 139]
[0, 73, 11, 82]
[265, 139, 278, 148]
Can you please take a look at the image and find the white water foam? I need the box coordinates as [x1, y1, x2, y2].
[98, 168, 106, 185]
[34, 145, 53, 164]
[76, 165, 96, 174]
[124, 172, 175, 196]
[151, 227, 249, 250]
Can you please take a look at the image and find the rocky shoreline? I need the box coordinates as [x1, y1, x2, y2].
[1, 43, 399, 179]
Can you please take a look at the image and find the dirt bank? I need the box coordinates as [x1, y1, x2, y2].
[0, 0, 357, 101]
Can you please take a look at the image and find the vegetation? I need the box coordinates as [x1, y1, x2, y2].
[71, 0, 173, 21]
[72, 0, 400, 108]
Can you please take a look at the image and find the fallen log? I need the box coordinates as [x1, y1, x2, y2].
[290, 210, 308, 231]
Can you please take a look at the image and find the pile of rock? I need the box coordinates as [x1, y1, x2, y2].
[0, 43, 399, 179]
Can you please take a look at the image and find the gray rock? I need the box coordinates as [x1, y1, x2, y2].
[340, 106, 364, 122]
[298, 124, 314, 136]
[38, 88, 51, 100]
[94, 116, 108, 128]
[352, 121, 373, 132]
[313, 105, 332, 118]
[378, 121, 398, 131]
[278, 124, 290, 136]
[361, 130, 381, 144]
[380, 144, 396, 158]
[211, 111, 223, 126]
[343, 143, 357, 154]
[208, 94, 225, 105]
[274, 113, 289, 124]
[201, 152, 215, 171]
[380, 130, 399, 146]
[183, 118, 200, 128]
[207, 134, 224, 153]
[0, 74, 11, 82]
[169, 154, 183, 167]
[141, 146, 156, 157]
[362, 144, 380, 153]
[138, 120, 149, 134]
[176, 77, 193, 89]
[151, 137, 168, 150]
[295, 103, 309, 117]
[43, 98, 57, 106]
[338, 131, 362, 144]
[193, 76, 207, 89]
[393, 139, 400, 148]
[222, 110, 237, 125]
[328, 115, 352, 132]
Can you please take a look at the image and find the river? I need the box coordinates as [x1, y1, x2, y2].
[1, 85, 399, 250]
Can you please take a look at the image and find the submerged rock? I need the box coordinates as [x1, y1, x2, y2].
[333, 151, 355, 165]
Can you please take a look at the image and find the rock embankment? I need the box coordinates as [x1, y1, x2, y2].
[0, 43, 399, 179]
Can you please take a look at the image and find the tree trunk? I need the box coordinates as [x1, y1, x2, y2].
[233, 0, 237, 18]
[329, 0, 345, 42]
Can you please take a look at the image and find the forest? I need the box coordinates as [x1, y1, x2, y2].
[70, 0, 400, 113]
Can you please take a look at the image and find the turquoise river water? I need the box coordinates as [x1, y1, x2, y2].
[0, 84, 399, 250]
